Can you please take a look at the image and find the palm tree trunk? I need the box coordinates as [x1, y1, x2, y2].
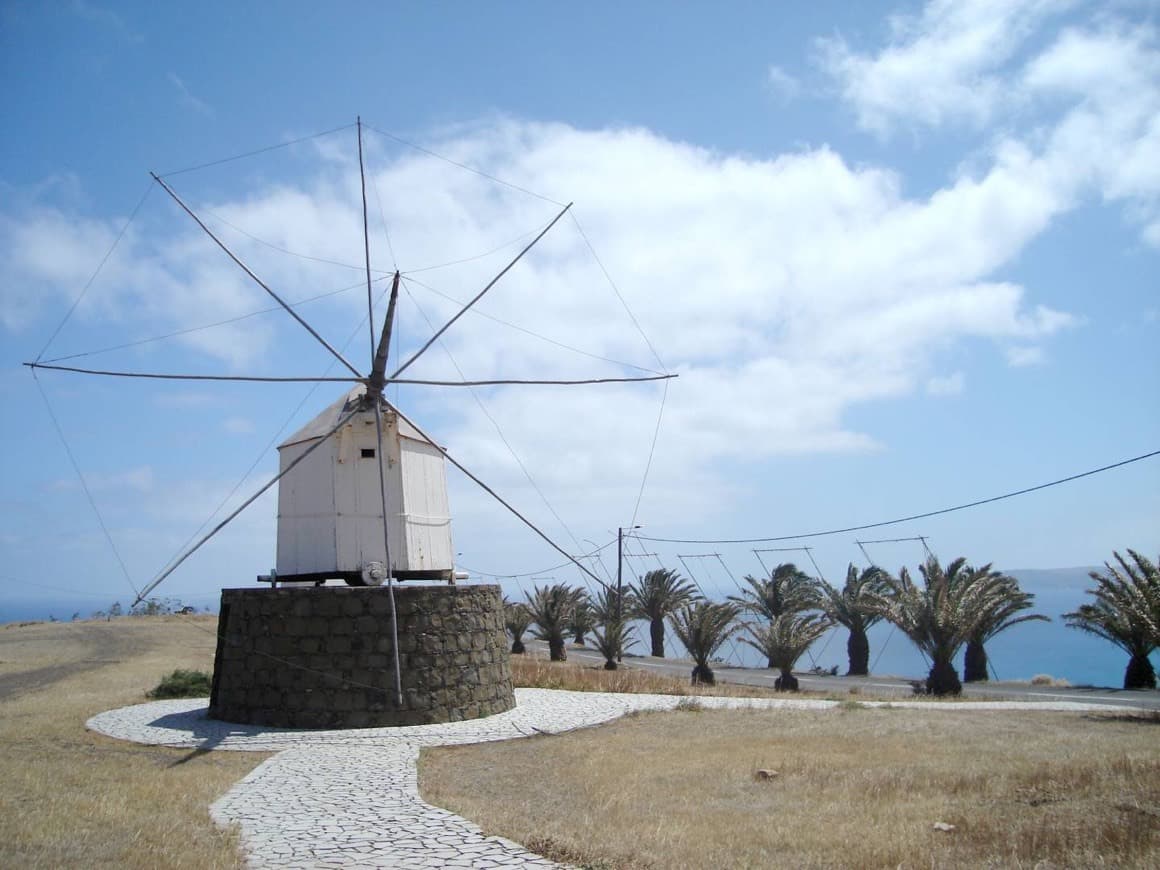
[573, 629, 586, 645]
[847, 627, 870, 676]
[510, 638, 525, 654]
[927, 658, 962, 696]
[548, 638, 567, 661]
[691, 663, 715, 685]
[603, 658, 618, 671]
[963, 639, 989, 682]
[1124, 653, 1157, 689]
[775, 668, 799, 692]
[650, 618, 665, 658]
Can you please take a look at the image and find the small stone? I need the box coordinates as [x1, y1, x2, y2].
[932, 821, 956, 832]
[754, 768, 779, 781]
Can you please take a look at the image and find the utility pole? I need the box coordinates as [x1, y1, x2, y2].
[616, 525, 641, 662]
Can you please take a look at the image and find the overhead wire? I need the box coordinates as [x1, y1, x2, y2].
[459, 538, 616, 581]
[636, 448, 1160, 545]
[676, 553, 744, 666]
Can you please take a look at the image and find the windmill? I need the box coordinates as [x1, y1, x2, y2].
[26, 118, 675, 726]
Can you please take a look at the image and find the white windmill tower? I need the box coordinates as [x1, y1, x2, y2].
[273, 274, 457, 586]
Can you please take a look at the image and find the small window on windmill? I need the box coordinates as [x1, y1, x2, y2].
[360, 448, 376, 459]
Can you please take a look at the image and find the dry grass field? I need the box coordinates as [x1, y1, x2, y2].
[0, 616, 267, 869]
[510, 652, 795, 698]
[421, 704, 1160, 869]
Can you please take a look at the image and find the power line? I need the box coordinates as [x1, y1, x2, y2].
[635, 449, 1160, 544]
[460, 538, 617, 581]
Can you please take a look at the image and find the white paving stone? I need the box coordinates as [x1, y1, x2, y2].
[87, 688, 1137, 868]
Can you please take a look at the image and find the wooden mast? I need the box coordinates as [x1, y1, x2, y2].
[358, 117, 404, 704]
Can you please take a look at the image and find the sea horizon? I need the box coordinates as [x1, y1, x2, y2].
[3, 565, 1155, 691]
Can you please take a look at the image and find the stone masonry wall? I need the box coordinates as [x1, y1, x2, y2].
[208, 585, 514, 728]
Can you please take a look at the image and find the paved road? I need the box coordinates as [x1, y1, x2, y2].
[540, 642, 1160, 711]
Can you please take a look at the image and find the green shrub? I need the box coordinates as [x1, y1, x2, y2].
[148, 669, 212, 699]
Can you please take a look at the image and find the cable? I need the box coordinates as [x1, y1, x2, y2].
[636, 449, 1160, 544]
[159, 123, 356, 177]
[148, 290, 388, 592]
[569, 212, 668, 374]
[627, 377, 670, 531]
[31, 371, 140, 598]
[401, 226, 540, 275]
[402, 274, 663, 375]
[34, 181, 154, 363]
[459, 538, 616, 580]
[398, 279, 601, 598]
[38, 277, 382, 365]
[389, 202, 572, 380]
[363, 123, 566, 207]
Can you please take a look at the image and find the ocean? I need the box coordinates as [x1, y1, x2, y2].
[3, 567, 1153, 689]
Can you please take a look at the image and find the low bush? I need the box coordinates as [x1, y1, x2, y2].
[148, 669, 212, 699]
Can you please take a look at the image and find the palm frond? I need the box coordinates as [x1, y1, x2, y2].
[627, 569, 699, 621]
[668, 601, 740, 668]
[741, 612, 834, 672]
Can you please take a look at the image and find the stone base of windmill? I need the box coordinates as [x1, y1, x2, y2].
[207, 585, 515, 729]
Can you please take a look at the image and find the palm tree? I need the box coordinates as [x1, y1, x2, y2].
[811, 564, 888, 676]
[728, 563, 815, 623]
[525, 583, 580, 661]
[590, 585, 623, 625]
[566, 591, 596, 645]
[742, 612, 834, 691]
[628, 568, 700, 658]
[592, 619, 637, 670]
[668, 601, 740, 685]
[1064, 550, 1159, 689]
[503, 598, 532, 654]
[963, 566, 1048, 682]
[865, 556, 1014, 696]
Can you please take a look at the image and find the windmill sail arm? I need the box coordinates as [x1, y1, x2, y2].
[24, 362, 364, 383]
[388, 373, 678, 387]
[383, 398, 613, 594]
[150, 172, 363, 379]
[390, 201, 573, 380]
[132, 404, 362, 606]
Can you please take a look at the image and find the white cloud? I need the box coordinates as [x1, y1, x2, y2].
[222, 416, 256, 434]
[817, 2, 1160, 244]
[818, 0, 1069, 135]
[926, 372, 965, 396]
[167, 72, 213, 117]
[766, 64, 801, 101]
[5, 116, 1094, 539]
[70, 0, 143, 43]
[1006, 345, 1046, 367]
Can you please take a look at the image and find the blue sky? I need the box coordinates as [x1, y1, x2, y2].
[2, 1, 1158, 632]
